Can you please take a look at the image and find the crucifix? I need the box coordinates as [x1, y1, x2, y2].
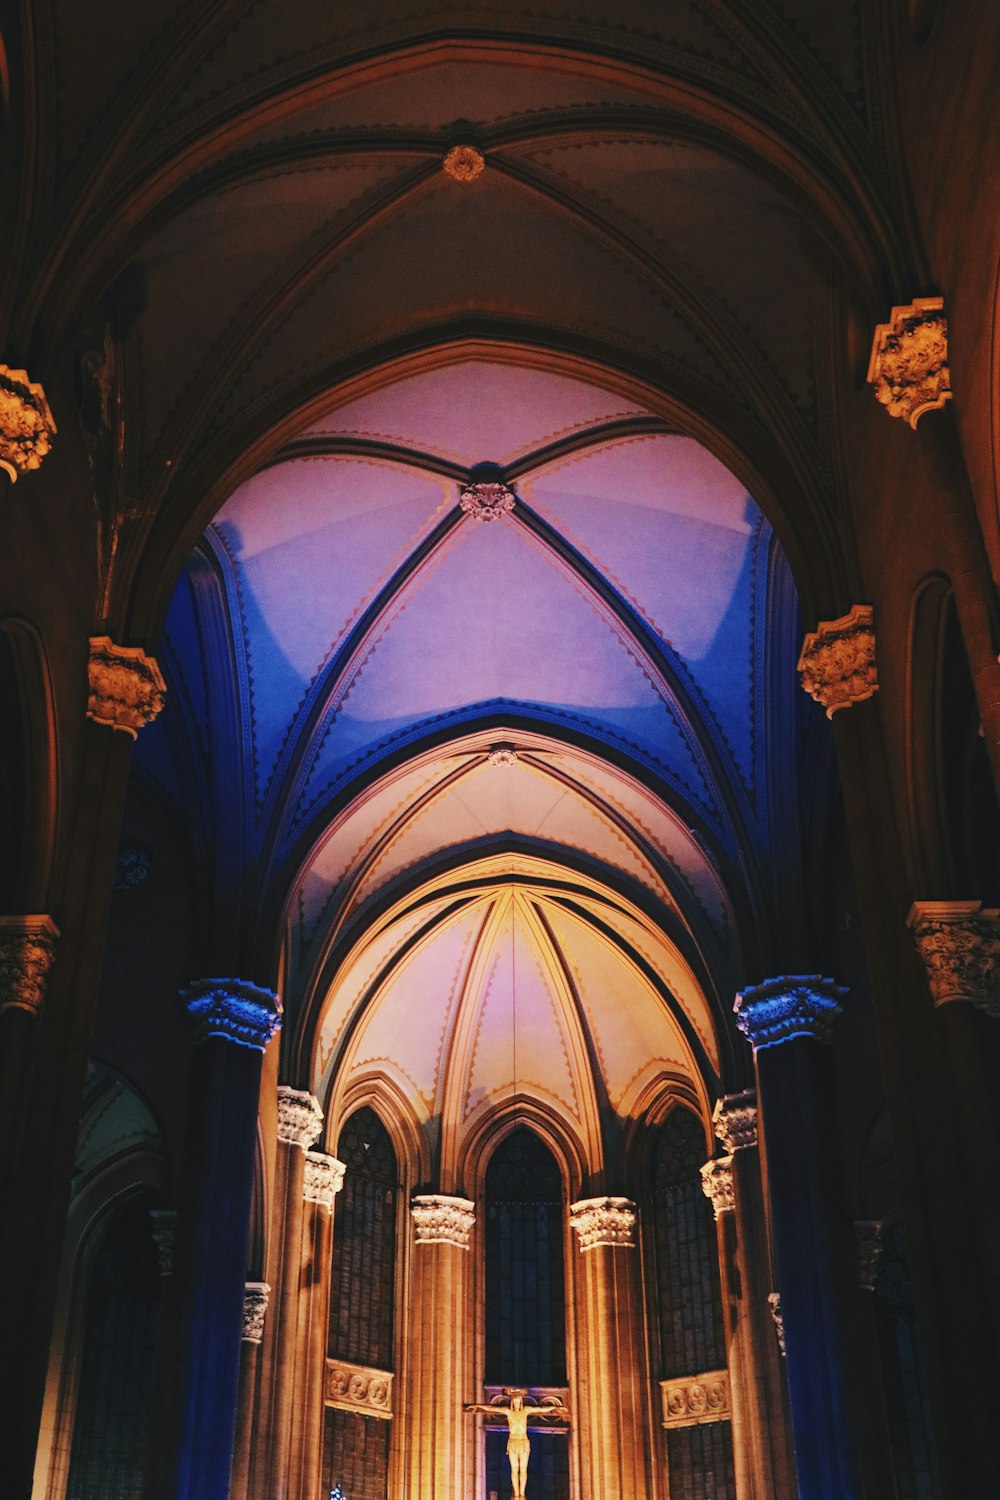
[464, 1388, 571, 1499]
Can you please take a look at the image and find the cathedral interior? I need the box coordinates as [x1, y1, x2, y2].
[2, 3, 1000, 1499]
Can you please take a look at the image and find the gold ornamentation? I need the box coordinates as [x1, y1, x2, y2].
[304, 1151, 345, 1210]
[87, 636, 166, 737]
[907, 901, 1000, 1017]
[276, 1085, 324, 1148]
[242, 1282, 270, 1343]
[712, 1090, 757, 1152]
[660, 1370, 730, 1429]
[0, 915, 60, 1016]
[411, 1193, 476, 1248]
[867, 297, 950, 428]
[325, 1358, 393, 1418]
[699, 1158, 734, 1220]
[797, 605, 877, 717]
[443, 145, 485, 182]
[0, 366, 56, 481]
[569, 1196, 637, 1249]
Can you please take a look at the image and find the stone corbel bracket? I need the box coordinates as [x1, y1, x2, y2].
[867, 297, 950, 428]
[87, 636, 166, 737]
[797, 605, 877, 717]
[660, 1370, 731, 1428]
[325, 1358, 393, 1419]
[0, 365, 56, 480]
[907, 900, 1000, 1017]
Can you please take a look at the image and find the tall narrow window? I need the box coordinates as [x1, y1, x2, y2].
[650, 1108, 735, 1500]
[323, 1107, 397, 1500]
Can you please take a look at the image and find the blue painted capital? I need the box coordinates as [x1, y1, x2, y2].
[734, 975, 847, 1051]
[182, 978, 283, 1051]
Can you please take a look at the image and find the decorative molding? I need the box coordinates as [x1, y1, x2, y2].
[699, 1158, 735, 1220]
[797, 605, 877, 717]
[734, 975, 847, 1050]
[487, 743, 519, 766]
[867, 297, 950, 428]
[112, 846, 151, 892]
[907, 901, 1000, 1017]
[87, 636, 166, 737]
[325, 1358, 393, 1419]
[242, 1282, 270, 1343]
[768, 1292, 786, 1356]
[712, 1090, 757, 1152]
[304, 1151, 346, 1210]
[0, 365, 56, 481]
[0, 914, 59, 1017]
[443, 144, 485, 182]
[182, 979, 283, 1052]
[459, 480, 515, 522]
[660, 1370, 731, 1429]
[855, 1220, 884, 1292]
[569, 1196, 637, 1250]
[411, 1194, 476, 1249]
[276, 1085, 324, 1149]
[148, 1209, 177, 1276]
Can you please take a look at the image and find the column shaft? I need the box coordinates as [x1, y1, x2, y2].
[573, 1241, 650, 1500]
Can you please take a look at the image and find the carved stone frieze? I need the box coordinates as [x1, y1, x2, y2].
[0, 914, 59, 1017]
[712, 1090, 757, 1152]
[148, 1209, 177, 1276]
[569, 1196, 637, 1250]
[459, 480, 515, 522]
[0, 365, 56, 481]
[443, 144, 485, 181]
[242, 1282, 270, 1343]
[734, 975, 847, 1051]
[699, 1158, 735, 1220]
[304, 1151, 346, 1210]
[182, 979, 283, 1052]
[276, 1085, 324, 1149]
[768, 1292, 786, 1357]
[797, 605, 877, 717]
[867, 297, 951, 428]
[87, 636, 166, 737]
[660, 1370, 731, 1429]
[411, 1194, 476, 1248]
[907, 901, 1000, 1017]
[855, 1220, 884, 1292]
[325, 1358, 393, 1418]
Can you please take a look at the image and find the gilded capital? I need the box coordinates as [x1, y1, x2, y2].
[410, 1194, 476, 1249]
[797, 605, 877, 717]
[699, 1158, 735, 1220]
[276, 1085, 324, 1149]
[0, 915, 60, 1017]
[242, 1282, 270, 1343]
[712, 1090, 757, 1152]
[182, 979, 283, 1051]
[304, 1151, 346, 1210]
[569, 1196, 637, 1249]
[0, 365, 56, 481]
[867, 297, 950, 428]
[87, 636, 166, 737]
[907, 901, 1000, 1017]
[734, 975, 847, 1050]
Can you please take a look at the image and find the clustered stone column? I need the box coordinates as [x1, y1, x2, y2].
[734, 977, 862, 1500]
[404, 1195, 476, 1500]
[298, 1150, 345, 1497]
[569, 1196, 650, 1500]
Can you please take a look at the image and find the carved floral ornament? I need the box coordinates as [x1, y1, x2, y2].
[443, 144, 485, 182]
[734, 974, 847, 1051]
[0, 914, 59, 1018]
[867, 297, 951, 429]
[907, 901, 1000, 1017]
[459, 480, 515, 522]
[797, 605, 878, 718]
[568, 1196, 637, 1250]
[325, 1358, 393, 1419]
[87, 636, 167, 737]
[276, 1085, 324, 1149]
[411, 1194, 476, 1249]
[304, 1151, 346, 1210]
[660, 1370, 730, 1429]
[712, 1090, 757, 1152]
[242, 1282, 271, 1343]
[0, 365, 56, 481]
[698, 1158, 734, 1221]
[182, 978, 283, 1052]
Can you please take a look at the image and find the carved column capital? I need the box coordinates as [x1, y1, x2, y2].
[699, 1158, 735, 1220]
[569, 1196, 637, 1249]
[182, 978, 282, 1052]
[797, 605, 877, 717]
[148, 1209, 177, 1276]
[410, 1194, 476, 1249]
[734, 975, 847, 1051]
[767, 1292, 786, 1356]
[712, 1090, 758, 1151]
[855, 1220, 884, 1292]
[0, 365, 56, 481]
[87, 636, 166, 737]
[867, 297, 950, 428]
[907, 901, 1000, 1017]
[304, 1151, 346, 1211]
[276, 1085, 324, 1149]
[242, 1282, 271, 1343]
[0, 914, 59, 1017]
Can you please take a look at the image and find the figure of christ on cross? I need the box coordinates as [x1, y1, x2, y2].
[464, 1388, 571, 1499]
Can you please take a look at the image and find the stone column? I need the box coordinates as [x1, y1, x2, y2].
[707, 1093, 796, 1500]
[734, 976, 862, 1500]
[159, 980, 282, 1500]
[231, 1283, 270, 1500]
[405, 1195, 475, 1499]
[295, 1152, 345, 1500]
[569, 1197, 649, 1500]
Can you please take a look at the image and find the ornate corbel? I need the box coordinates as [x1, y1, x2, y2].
[907, 901, 1000, 1017]
[867, 297, 950, 428]
[797, 605, 877, 717]
[87, 636, 166, 737]
[0, 366, 56, 481]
